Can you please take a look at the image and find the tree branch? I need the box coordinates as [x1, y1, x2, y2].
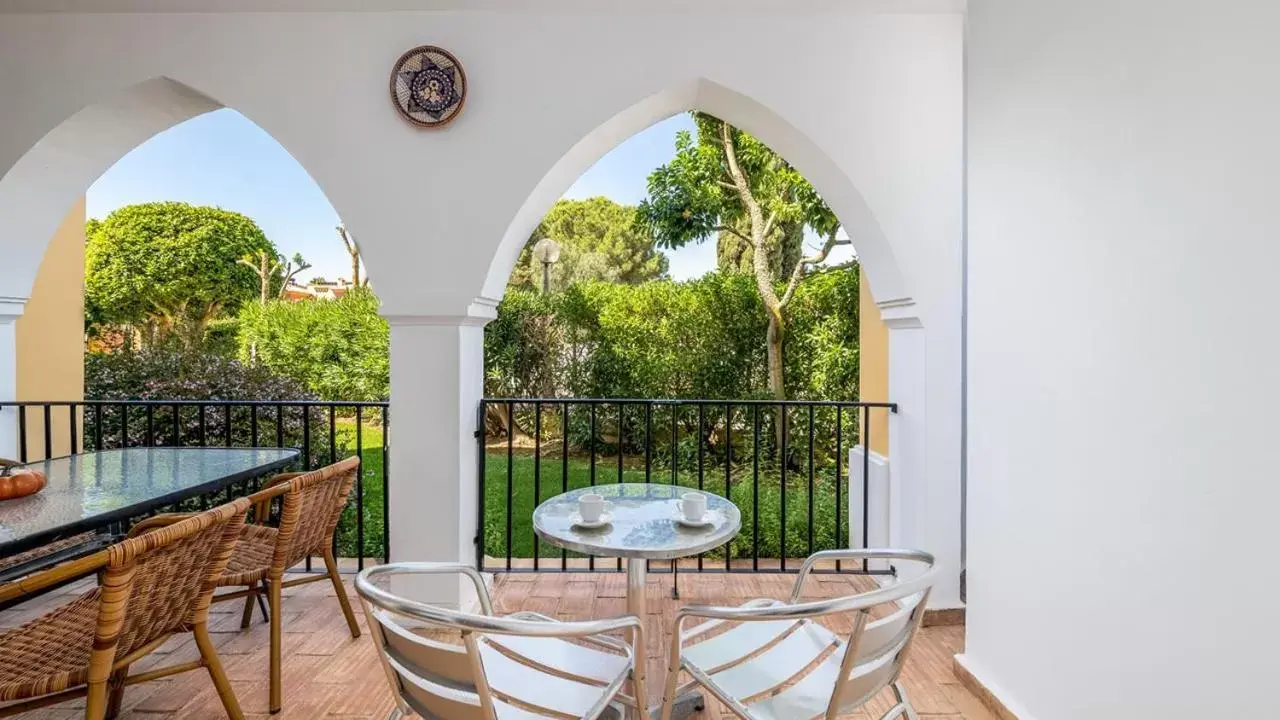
[779, 228, 850, 308]
[713, 225, 750, 243]
[719, 120, 783, 320]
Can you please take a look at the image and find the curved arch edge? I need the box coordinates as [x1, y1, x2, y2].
[480, 76, 911, 312]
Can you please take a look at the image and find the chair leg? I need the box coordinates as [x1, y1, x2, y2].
[195, 622, 244, 720]
[104, 664, 130, 719]
[85, 679, 109, 720]
[892, 680, 919, 720]
[658, 660, 682, 720]
[268, 579, 283, 714]
[240, 581, 259, 629]
[322, 547, 361, 639]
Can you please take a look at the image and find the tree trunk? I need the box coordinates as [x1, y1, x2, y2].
[767, 315, 786, 452]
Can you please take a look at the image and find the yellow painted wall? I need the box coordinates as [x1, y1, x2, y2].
[859, 267, 889, 455]
[15, 198, 85, 459]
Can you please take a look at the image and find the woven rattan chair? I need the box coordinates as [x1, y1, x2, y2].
[659, 549, 937, 720]
[0, 498, 251, 720]
[211, 456, 362, 713]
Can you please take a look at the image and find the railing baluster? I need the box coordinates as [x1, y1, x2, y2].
[780, 405, 787, 572]
[303, 403, 312, 572]
[506, 401, 514, 572]
[18, 406, 28, 462]
[171, 403, 180, 446]
[146, 405, 155, 448]
[329, 403, 339, 560]
[589, 402, 596, 573]
[120, 404, 129, 449]
[69, 403, 78, 455]
[223, 404, 232, 447]
[835, 406, 843, 573]
[644, 402, 653, 484]
[251, 405, 259, 447]
[198, 405, 207, 447]
[753, 404, 760, 572]
[862, 405, 871, 574]
[697, 403, 705, 572]
[561, 402, 569, 571]
[93, 404, 102, 452]
[276, 405, 284, 449]
[382, 405, 390, 564]
[617, 403, 623, 572]
[42, 404, 52, 459]
[533, 400, 541, 571]
[808, 404, 815, 558]
[725, 403, 732, 572]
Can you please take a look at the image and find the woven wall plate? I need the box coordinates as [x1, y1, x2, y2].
[390, 45, 467, 128]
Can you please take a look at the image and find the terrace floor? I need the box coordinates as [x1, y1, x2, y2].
[2, 569, 993, 720]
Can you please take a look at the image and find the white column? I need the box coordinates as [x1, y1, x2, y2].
[384, 303, 494, 609]
[0, 298, 23, 460]
[881, 298, 963, 609]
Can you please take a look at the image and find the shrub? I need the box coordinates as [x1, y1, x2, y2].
[237, 287, 390, 402]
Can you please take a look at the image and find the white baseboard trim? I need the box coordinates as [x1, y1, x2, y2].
[953, 653, 1039, 720]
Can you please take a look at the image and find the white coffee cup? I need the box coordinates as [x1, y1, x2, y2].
[680, 492, 708, 522]
[578, 493, 606, 523]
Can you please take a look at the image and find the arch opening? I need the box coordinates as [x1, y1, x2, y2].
[485, 77, 912, 314]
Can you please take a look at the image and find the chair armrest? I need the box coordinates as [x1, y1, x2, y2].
[788, 548, 935, 603]
[357, 561, 497, 615]
[503, 610, 633, 653]
[127, 513, 199, 538]
[246, 474, 301, 524]
[0, 547, 110, 605]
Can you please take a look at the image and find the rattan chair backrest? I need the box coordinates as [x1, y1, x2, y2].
[108, 498, 250, 659]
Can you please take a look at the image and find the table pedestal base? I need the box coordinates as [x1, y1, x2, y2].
[602, 690, 705, 720]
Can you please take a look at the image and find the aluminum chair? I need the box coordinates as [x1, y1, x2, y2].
[660, 549, 937, 720]
[356, 562, 646, 720]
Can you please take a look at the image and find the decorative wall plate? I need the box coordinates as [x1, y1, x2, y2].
[390, 45, 467, 128]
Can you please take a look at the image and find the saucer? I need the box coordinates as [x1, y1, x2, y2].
[571, 512, 613, 529]
[672, 509, 714, 529]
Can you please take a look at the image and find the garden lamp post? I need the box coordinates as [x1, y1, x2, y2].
[532, 238, 561, 294]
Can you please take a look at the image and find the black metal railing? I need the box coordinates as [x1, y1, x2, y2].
[0, 400, 390, 571]
[477, 398, 896, 574]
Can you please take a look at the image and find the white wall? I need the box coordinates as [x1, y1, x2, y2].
[0, 2, 964, 607]
[964, 1, 1280, 717]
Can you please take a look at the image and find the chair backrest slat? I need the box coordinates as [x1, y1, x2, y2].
[271, 457, 360, 571]
[102, 499, 250, 661]
[373, 608, 478, 688]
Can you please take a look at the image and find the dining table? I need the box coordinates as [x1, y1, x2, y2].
[533, 482, 741, 719]
[0, 446, 299, 565]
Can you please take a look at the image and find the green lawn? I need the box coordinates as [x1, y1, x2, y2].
[482, 450, 847, 562]
[333, 418, 387, 559]
[328, 424, 850, 563]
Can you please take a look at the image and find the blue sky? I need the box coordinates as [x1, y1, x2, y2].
[88, 109, 850, 283]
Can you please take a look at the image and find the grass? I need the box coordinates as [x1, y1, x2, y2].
[333, 417, 388, 558]
[328, 422, 850, 564]
[483, 450, 847, 563]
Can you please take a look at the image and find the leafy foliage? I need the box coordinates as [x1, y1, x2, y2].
[236, 287, 390, 402]
[85, 202, 278, 346]
[483, 266, 859, 404]
[509, 197, 668, 291]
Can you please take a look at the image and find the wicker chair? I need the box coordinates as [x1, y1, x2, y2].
[0, 498, 251, 720]
[211, 456, 362, 713]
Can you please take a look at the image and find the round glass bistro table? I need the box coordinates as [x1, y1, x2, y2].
[533, 483, 741, 718]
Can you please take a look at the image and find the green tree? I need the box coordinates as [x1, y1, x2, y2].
[636, 114, 849, 403]
[237, 287, 389, 401]
[510, 197, 668, 292]
[85, 202, 278, 348]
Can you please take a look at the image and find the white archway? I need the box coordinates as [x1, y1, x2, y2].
[0, 77, 224, 302]
[483, 77, 913, 312]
